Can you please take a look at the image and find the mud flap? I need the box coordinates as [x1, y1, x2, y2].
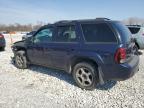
[98, 67, 105, 85]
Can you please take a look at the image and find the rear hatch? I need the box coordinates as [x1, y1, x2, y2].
[113, 22, 136, 62]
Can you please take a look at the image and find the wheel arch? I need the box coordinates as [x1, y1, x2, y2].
[13, 46, 30, 62]
[15, 47, 26, 52]
[14, 46, 27, 55]
[70, 57, 99, 72]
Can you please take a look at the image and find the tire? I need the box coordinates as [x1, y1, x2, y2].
[14, 51, 28, 69]
[72, 62, 98, 90]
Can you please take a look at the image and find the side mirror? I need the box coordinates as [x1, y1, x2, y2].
[25, 36, 33, 44]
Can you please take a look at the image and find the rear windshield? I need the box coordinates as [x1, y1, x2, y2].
[113, 22, 131, 43]
[128, 27, 140, 34]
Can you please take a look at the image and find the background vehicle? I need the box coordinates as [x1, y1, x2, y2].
[0, 33, 6, 51]
[12, 18, 139, 90]
[22, 31, 36, 40]
[127, 25, 144, 50]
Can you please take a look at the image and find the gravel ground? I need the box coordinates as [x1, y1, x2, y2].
[0, 35, 144, 108]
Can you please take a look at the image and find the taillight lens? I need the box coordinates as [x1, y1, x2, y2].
[0, 34, 4, 38]
[115, 48, 126, 63]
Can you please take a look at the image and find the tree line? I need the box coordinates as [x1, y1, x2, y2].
[122, 17, 144, 25]
[0, 23, 44, 32]
[0, 17, 144, 32]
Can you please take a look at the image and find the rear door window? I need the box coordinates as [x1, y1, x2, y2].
[128, 27, 140, 34]
[55, 25, 77, 42]
[81, 23, 117, 43]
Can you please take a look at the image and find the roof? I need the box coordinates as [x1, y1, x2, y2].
[54, 18, 113, 25]
[42, 18, 118, 28]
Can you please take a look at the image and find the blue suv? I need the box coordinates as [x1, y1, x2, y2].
[12, 18, 139, 90]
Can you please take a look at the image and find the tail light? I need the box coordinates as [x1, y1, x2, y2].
[142, 33, 144, 36]
[0, 34, 4, 38]
[115, 48, 126, 63]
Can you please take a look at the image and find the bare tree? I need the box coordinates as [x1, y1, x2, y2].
[122, 17, 144, 25]
[0, 23, 44, 32]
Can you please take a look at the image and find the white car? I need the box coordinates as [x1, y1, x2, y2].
[127, 25, 144, 50]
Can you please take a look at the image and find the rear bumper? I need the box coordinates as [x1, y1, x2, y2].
[102, 55, 139, 81]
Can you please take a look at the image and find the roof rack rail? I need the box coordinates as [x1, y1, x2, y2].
[95, 18, 110, 21]
[55, 20, 72, 24]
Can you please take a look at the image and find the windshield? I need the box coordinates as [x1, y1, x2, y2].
[114, 22, 132, 43]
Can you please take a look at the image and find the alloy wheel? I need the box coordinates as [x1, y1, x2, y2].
[75, 67, 94, 87]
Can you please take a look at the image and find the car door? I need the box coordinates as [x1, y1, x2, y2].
[49, 24, 81, 71]
[27, 26, 54, 66]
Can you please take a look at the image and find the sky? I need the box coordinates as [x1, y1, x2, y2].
[0, 0, 143, 25]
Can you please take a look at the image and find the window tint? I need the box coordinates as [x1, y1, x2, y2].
[55, 26, 77, 42]
[82, 23, 117, 43]
[128, 27, 140, 34]
[34, 27, 53, 43]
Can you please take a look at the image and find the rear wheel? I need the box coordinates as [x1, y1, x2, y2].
[72, 62, 98, 90]
[14, 51, 28, 69]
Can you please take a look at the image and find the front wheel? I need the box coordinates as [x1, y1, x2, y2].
[14, 51, 28, 69]
[72, 62, 98, 90]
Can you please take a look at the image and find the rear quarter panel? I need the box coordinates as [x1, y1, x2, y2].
[78, 43, 119, 68]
